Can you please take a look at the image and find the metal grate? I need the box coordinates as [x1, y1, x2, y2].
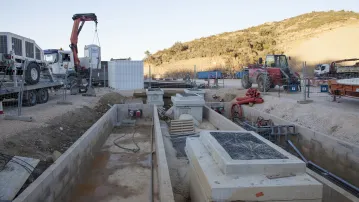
[210, 132, 288, 160]
[25, 41, 34, 58]
[12, 37, 22, 56]
[0, 35, 7, 54]
[35, 47, 41, 60]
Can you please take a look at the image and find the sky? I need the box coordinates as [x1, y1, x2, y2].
[2, 0, 359, 61]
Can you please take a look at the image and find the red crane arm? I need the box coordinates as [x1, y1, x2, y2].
[69, 13, 98, 70]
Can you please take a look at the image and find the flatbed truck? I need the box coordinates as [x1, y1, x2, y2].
[0, 32, 63, 106]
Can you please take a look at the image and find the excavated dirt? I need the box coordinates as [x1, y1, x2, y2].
[95, 92, 127, 114]
[1, 92, 127, 160]
[0, 92, 128, 196]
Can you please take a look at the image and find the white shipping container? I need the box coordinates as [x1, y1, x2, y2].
[108, 60, 144, 90]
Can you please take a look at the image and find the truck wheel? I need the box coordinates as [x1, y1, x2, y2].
[23, 90, 37, 106]
[257, 74, 271, 92]
[25, 63, 40, 85]
[37, 88, 49, 104]
[241, 73, 252, 89]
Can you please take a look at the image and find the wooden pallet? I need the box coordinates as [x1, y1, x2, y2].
[170, 119, 195, 135]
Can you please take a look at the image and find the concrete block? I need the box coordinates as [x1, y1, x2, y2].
[146, 88, 164, 106]
[172, 94, 205, 122]
[199, 130, 306, 176]
[185, 137, 322, 201]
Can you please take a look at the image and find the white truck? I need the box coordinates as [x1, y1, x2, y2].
[314, 59, 359, 78]
[44, 44, 106, 88]
[0, 32, 62, 106]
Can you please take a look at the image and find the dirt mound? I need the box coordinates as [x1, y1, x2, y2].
[0, 92, 129, 161]
[1, 106, 101, 160]
[95, 92, 127, 114]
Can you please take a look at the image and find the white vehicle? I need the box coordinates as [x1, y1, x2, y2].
[314, 59, 359, 78]
[314, 64, 330, 77]
[0, 33, 63, 106]
[0, 32, 51, 84]
[44, 45, 105, 87]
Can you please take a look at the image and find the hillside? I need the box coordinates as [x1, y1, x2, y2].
[145, 11, 359, 75]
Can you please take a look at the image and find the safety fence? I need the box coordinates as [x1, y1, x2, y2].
[0, 60, 31, 121]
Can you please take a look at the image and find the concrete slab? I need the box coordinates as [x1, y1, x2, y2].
[0, 156, 39, 201]
[198, 130, 306, 176]
[185, 137, 323, 201]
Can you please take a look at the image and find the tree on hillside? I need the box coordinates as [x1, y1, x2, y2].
[144, 50, 151, 59]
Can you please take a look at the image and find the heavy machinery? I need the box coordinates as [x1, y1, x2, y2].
[0, 32, 53, 85]
[44, 45, 105, 88]
[241, 54, 300, 92]
[314, 58, 359, 78]
[68, 13, 98, 94]
[0, 32, 63, 106]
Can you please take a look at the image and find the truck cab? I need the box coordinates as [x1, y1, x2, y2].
[314, 64, 330, 77]
[44, 49, 75, 78]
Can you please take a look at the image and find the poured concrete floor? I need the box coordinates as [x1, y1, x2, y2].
[70, 124, 159, 202]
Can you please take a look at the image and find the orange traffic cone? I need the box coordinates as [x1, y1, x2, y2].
[0, 101, 3, 114]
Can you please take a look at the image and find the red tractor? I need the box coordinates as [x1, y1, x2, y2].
[241, 55, 301, 92]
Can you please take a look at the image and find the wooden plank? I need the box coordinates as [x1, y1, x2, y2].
[0, 156, 39, 201]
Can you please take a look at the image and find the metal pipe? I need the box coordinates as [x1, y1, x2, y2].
[302, 62, 306, 101]
[287, 140, 359, 197]
[287, 140, 307, 163]
[307, 161, 359, 197]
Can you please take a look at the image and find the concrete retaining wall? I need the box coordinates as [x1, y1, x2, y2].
[206, 102, 232, 118]
[240, 105, 359, 201]
[153, 105, 175, 202]
[13, 105, 118, 202]
[13, 104, 175, 202]
[117, 103, 154, 122]
[203, 105, 245, 131]
[240, 105, 359, 186]
[306, 169, 358, 202]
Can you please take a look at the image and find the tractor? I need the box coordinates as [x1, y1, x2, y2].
[241, 55, 300, 92]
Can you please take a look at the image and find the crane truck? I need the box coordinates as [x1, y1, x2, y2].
[44, 44, 103, 89]
[68, 13, 99, 95]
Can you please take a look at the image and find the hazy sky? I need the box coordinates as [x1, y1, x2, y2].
[2, 0, 359, 60]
